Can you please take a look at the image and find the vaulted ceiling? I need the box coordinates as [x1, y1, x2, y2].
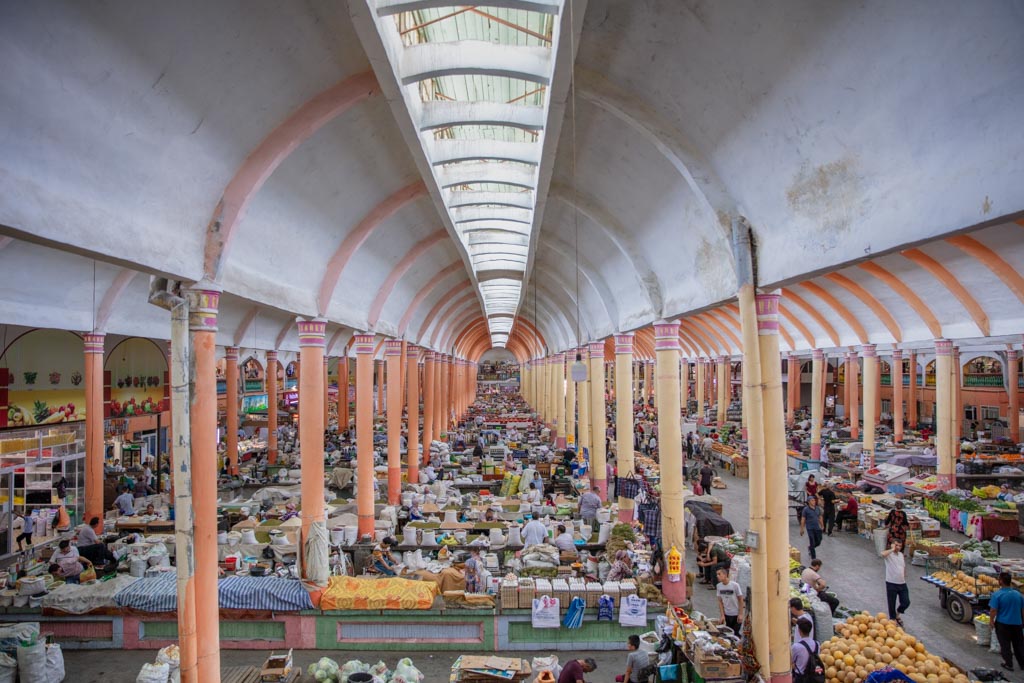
[0, 1, 1021, 360]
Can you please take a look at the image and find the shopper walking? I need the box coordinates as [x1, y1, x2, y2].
[820, 483, 837, 536]
[990, 571, 1024, 672]
[791, 618, 822, 683]
[881, 540, 909, 626]
[699, 463, 715, 494]
[799, 495, 824, 561]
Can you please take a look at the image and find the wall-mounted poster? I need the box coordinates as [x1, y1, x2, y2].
[2, 329, 87, 427]
[105, 338, 167, 418]
[242, 394, 268, 414]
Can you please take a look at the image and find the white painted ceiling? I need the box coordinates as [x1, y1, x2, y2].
[0, 0, 1022, 360]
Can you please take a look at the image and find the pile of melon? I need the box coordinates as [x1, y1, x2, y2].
[819, 612, 969, 683]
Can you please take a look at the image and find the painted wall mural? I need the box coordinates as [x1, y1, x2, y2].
[1, 329, 86, 427]
[104, 338, 167, 418]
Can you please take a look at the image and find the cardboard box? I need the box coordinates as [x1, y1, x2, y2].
[694, 655, 741, 680]
[261, 649, 293, 681]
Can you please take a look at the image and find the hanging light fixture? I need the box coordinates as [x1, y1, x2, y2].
[568, 0, 587, 385]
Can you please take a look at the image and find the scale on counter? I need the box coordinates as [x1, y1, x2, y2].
[862, 463, 912, 489]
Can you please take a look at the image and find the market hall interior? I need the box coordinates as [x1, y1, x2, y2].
[1, 1, 1023, 682]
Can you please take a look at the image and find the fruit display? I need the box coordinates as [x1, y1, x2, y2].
[960, 539, 998, 560]
[926, 570, 999, 596]
[820, 612, 969, 683]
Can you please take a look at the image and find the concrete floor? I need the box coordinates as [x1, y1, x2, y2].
[64, 468, 1023, 682]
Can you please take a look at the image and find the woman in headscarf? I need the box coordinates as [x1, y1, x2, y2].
[608, 549, 634, 581]
[280, 502, 299, 521]
[408, 500, 424, 521]
[884, 500, 910, 548]
[464, 548, 483, 593]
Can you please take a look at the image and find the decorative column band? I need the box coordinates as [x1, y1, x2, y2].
[187, 288, 221, 332]
[297, 319, 327, 347]
[1009, 349, 1019, 361]
[83, 333, 105, 354]
[384, 340, 403, 356]
[405, 344, 419, 360]
[862, 344, 877, 358]
[892, 349, 903, 361]
[323, 356, 329, 366]
[266, 350, 278, 362]
[225, 346, 239, 361]
[587, 342, 604, 360]
[353, 334, 375, 354]
[755, 293, 780, 335]
[653, 322, 681, 350]
[552, 353, 564, 363]
[577, 347, 589, 361]
[614, 334, 634, 354]
[935, 339, 953, 356]
[846, 351, 858, 361]
[812, 349, 824, 361]
[719, 355, 729, 362]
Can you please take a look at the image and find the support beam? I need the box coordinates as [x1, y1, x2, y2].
[354, 334, 376, 535]
[385, 340, 403, 504]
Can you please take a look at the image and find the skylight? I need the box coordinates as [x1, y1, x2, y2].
[371, 0, 565, 347]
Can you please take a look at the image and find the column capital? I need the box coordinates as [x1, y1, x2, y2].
[861, 344, 877, 358]
[552, 352, 565, 362]
[1008, 348, 1019, 361]
[186, 286, 222, 332]
[935, 339, 953, 356]
[405, 343, 420, 360]
[297, 318, 327, 347]
[353, 333, 375, 355]
[846, 350, 858, 361]
[614, 334, 634, 355]
[653, 320, 681, 341]
[755, 293, 780, 335]
[225, 346, 239, 361]
[891, 348, 903, 361]
[265, 350, 278, 362]
[812, 348, 824, 361]
[323, 355, 330, 365]
[384, 340, 403, 356]
[588, 341, 605, 359]
[83, 332, 105, 354]
[718, 354, 730, 363]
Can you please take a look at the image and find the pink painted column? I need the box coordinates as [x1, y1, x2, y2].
[847, 351, 859, 439]
[432, 354, 443, 440]
[1009, 348, 1020, 443]
[908, 351, 918, 429]
[935, 339, 956, 491]
[225, 346, 239, 475]
[892, 349, 904, 443]
[186, 286, 221, 681]
[266, 351, 279, 464]
[385, 340, 403, 504]
[406, 345, 420, 485]
[441, 354, 451, 434]
[323, 356, 330, 431]
[786, 354, 797, 428]
[654, 322, 685, 605]
[810, 349, 824, 460]
[422, 352, 435, 458]
[84, 333, 105, 523]
[297, 319, 326, 572]
[339, 355, 350, 433]
[354, 334, 376, 536]
[589, 341, 608, 501]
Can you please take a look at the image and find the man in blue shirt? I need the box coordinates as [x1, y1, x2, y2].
[990, 571, 1024, 671]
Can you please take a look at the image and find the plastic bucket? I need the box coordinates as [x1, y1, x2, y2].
[224, 557, 237, 571]
[348, 674, 375, 683]
[873, 528, 888, 555]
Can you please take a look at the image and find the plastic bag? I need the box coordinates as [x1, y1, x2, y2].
[532, 655, 561, 678]
[532, 595, 560, 628]
[156, 645, 180, 683]
[619, 593, 648, 627]
[17, 641, 48, 683]
[0, 652, 15, 683]
[136, 662, 170, 683]
[46, 644, 66, 682]
[393, 657, 424, 683]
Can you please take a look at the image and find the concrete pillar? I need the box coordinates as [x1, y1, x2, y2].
[298, 320, 327, 579]
[615, 334, 635, 522]
[696, 358, 706, 423]
[755, 294, 791, 683]
[892, 349, 904, 443]
[578, 348, 591, 451]
[323, 356, 330, 430]
[385, 340, 403, 504]
[406, 345, 420, 485]
[862, 344, 878, 468]
[554, 353, 566, 448]
[266, 351, 279, 464]
[908, 351, 918, 429]
[354, 334, 376, 535]
[340, 355, 350, 433]
[432, 355, 443, 440]
[185, 286, 221, 680]
[421, 352, 434, 458]
[654, 322, 685, 605]
[810, 349, 823, 460]
[440, 354, 450, 435]
[565, 356, 577, 449]
[953, 346, 963, 440]
[84, 333, 105, 523]
[1009, 348, 1020, 443]
[935, 339, 956, 490]
[589, 342, 608, 500]
[717, 355, 729, 426]
[224, 346, 239, 475]
[375, 360, 385, 418]
[847, 351, 860, 439]
[632, 360, 640, 404]
[786, 354, 797, 428]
